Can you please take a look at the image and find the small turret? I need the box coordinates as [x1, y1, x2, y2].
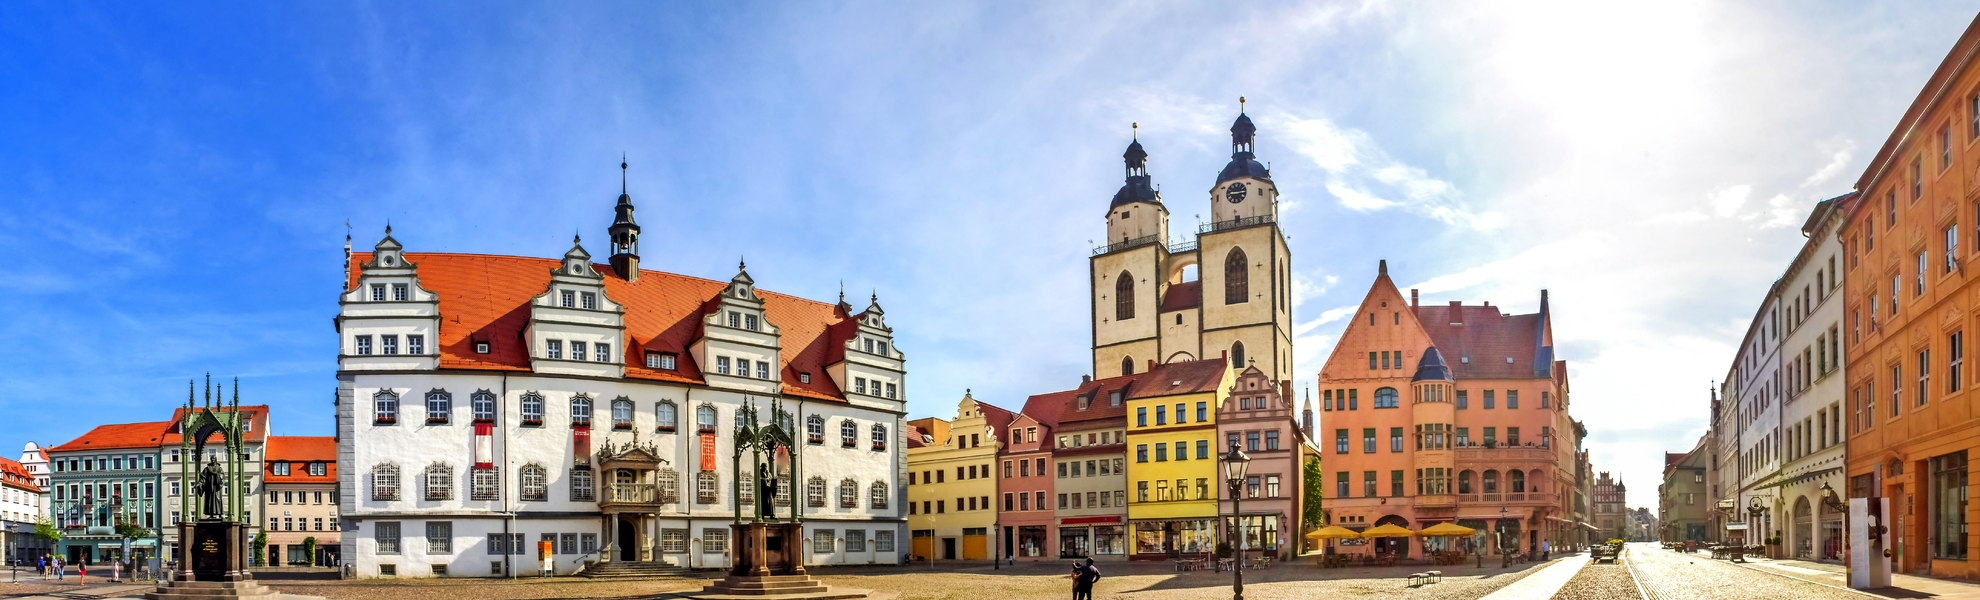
[608, 158, 642, 281]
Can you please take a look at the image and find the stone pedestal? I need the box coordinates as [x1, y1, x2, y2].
[694, 523, 866, 599]
[147, 520, 281, 599]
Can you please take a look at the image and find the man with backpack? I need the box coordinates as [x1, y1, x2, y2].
[1071, 558, 1100, 600]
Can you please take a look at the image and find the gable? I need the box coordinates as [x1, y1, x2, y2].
[1319, 267, 1435, 381]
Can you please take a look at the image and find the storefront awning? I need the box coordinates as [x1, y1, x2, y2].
[1061, 516, 1122, 525]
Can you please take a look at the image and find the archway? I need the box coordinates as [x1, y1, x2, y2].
[1793, 496, 1813, 560]
[618, 518, 638, 561]
[1818, 487, 1845, 560]
[1164, 351, 1197, 364]
[1374, 515, 1411, 558]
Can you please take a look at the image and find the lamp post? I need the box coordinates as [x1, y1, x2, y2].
[1221, 444, 1251, 600]
[1499, 507, 1510, 568]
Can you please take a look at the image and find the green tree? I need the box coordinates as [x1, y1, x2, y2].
[252, 531, 267, 567]
[1301, 456, 1324, 533]
[302, 537, 317, 567]
[33, 516, 63, 543]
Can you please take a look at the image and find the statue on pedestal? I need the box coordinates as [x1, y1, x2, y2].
[198, 456, 226, 519]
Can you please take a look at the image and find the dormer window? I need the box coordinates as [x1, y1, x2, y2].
[272, 461, 290, 476]
[799, 372, 811, 384]
[475, 341, 490, 354]
[370, 284, 385, 302]
[646, 352, 677, 370]
[560, 291, 575, 308]
[1078, 396, 1090, 410]
[581, 292, 597, 310]
[1109, 391, 1122, 406]
[392, 284, 408, 302]
[745, 315, 759, 331]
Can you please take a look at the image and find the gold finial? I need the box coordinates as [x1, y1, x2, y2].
[1132, 122, 1138, 140]
[1239, 96, 1246, 112]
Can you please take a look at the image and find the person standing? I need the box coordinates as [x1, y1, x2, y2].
[1071, 558, 1099, 600]
[1541, 540, 1550, 561]
[52, 556, 62, 581]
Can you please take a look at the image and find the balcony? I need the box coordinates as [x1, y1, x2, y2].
[1456, 492, 1556, 506]
[609, 483, 655, 503]
[1168, 240, 1198, 254]
[1455, 446, 1554, 463]
[1092, 235, 1160, 256]
[1198, 215, 1274, 235]
[1418, 494, 1457, 508]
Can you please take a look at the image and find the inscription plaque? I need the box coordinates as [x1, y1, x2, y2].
[193, 522, 230, 579]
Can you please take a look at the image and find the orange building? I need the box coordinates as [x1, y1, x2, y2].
[1839, 15, 1980, 581]
[1316, 261, 1580, 558]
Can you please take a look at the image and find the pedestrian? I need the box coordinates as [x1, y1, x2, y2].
[1071, 558, 1099, 600]
[36, 555, 44, 577]
[53, 556, 62, 581]
[1542, 540, 1550, 561]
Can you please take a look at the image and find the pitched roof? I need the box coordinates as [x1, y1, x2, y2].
[49, 421, 172, 452]
[163, 405, 271, 445]
[1411, 298, 1554, 380]
[0, 457, 40, 492]
[1159, 281, 1201, 313]
[904, 424, 931, 449]
[1051, 359, 1229, 425]
[350, 253, 854, 401]
[1018, 390, 1077, 429]
[264, 436, 337, 484]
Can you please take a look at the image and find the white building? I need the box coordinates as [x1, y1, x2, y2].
[1730, 282, 1782, 546]
[2, 455, 47, 563]
[1768, 195, 1851, 561]
[336, 180, 908, 578]
[20, 442, 49, 490]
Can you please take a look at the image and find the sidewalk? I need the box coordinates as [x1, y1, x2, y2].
[1478, 553, 1588, 599]
[1739, 556, 1980, 599]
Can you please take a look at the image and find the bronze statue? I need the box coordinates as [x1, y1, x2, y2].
[757, 463, 777, 521]
[197, 456, 226, 519]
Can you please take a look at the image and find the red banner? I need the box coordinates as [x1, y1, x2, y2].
[573, 424, 591, 464]
[473, 422, 493, 469]
[700, 432, 717, 472]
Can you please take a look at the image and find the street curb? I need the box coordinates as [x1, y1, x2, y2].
[1619, 545, 1653, 600]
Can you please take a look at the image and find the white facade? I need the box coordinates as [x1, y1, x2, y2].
[336, 220, 908, 578]
[20, 442, 49, 489]
[1774, 200, 1849, 561]
[3, 455, 47, 563]
[1734, 289, 1783, 544]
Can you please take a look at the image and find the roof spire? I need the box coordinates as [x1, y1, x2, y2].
[1132, 122, 1137, 141]
[1378, 259, 1387, 276]
[621, 153, 628, 194]
[1239, 96, 1246, 114]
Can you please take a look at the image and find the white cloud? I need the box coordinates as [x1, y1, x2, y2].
[1281, 114, 1502, 229]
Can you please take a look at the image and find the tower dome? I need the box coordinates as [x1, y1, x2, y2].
[1412, 346, 1454, 382]
[1110, 136, 1160, 209]
[1217, 106, 1271, 184]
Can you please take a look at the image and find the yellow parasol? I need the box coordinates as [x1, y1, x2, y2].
[1359, 523, 1417, 538]
[1304, 525, 1361, 540]
[1420, 522, 1477, 537]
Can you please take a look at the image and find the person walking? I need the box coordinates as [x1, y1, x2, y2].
[52, 556, 62, 581]
[1541, 540, 1550, 561]
[36, 555, 44, 577]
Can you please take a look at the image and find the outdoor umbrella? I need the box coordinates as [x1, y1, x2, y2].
[1359, 523, 1416, 538]
[1420, 522, 1477, 537]
[1305, 526, 1361, 540]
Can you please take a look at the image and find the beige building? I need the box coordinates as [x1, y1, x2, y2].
[905, 393, 1015, 561]
[263, 436, 338, 566]
[1090, 109, 1293, 382]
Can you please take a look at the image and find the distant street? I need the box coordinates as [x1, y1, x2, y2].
[1616, 543, 1861, 600]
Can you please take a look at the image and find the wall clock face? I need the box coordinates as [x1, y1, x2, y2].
[1225, 182, 1247, 204]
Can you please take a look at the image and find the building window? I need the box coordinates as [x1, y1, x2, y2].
[659, 529, 688, 554]
[370, 284, 386, 301]
[807, 476, 827, 507]
[408, 334, 425, 355]
[1363, 428, 1376, 453]
[596, 343, 612, 363]
[1265, 430, 1280, 450]
[697, 471, 719, 504]
[1334, 429, 1348, 454]
[836, 478, 858, 508]
[546, 340, 562, 360]
[1390, 427, 1404, 452]
[1225, 247, 1248, 304]
[807, 415, 825, 444]
[1933, 451, 1968, 559]
[372, 464, 400, 501]
[571, 467, 594, 502]
[1483, 390, 1495, 409]
[470, 467, 499, 501]
[581, 292, 597, 310]
[1921, 349, 1933, 406]
[1374, 387, 1399, 409]
[871, 424, 888, 450]
[382, 335, 398, 355]
[424, 464, 453, 501]
[572, 341, 587, 361]
[355, 335, 373, 355]
[611, 398, 634, 429]
[519, 393, 544, 425]
[1115, 271, 1135, 320]
[376, 521, 401, 555]
[426, 521, 452, 554]
[374, 391, 399, 424]
[1955, 332, 1967, 394]
[654, 401, 677, 432]
[471, 391, 496, 422]
[1231, 341, 1246, 369]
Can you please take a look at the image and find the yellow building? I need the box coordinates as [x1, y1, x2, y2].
[904, 392, 1016, 561]
[1122, 359, 1234, 559]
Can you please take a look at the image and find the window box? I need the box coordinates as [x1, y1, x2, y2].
[871, 443, 886, 452]
[426, 417, 447, 425]
[657, 425, 677, 433]
[614, 423, 633, 431]
[809, 435, 824, 445]
[522, 419, 543, 427]
[375, 417, 397, 425]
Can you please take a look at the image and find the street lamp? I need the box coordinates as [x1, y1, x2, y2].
[1221, 444, 1251, 600]
[1499, 507, 1510, 568]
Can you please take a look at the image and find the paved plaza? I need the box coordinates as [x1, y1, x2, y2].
[10, 545, 1980, 599]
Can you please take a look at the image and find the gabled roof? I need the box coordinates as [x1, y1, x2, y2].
[0, 457, 40, 492]
[1052, 359, 1229, 425]
[904, 424, 932, 449]
[164, 405, 271, 445]
[49, 421, 172, 452]
[1160, 281, 1202, 313]
[265, 436, 337, 484]
[1411, 297, 1555, 381]
[348, 253, 854, 401]
[975, 400, 1019, 438]
[1019, 390, 1077, 429]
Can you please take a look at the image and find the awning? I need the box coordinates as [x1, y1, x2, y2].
[1725, 523, 1749, 531]
[1061, 516, 1122, 525]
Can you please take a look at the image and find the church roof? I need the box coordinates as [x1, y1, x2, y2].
[1110, 176, 1160, 208]
[346, 253, 854, 401]
[1159, 281, 1201, 312]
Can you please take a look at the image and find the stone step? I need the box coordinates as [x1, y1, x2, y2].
[704, 585, 832, 595]
[720, 579, 828, 590]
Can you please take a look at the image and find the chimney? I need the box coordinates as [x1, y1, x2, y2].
[1449, 301, 1463, 325]
[1148, 359, 1157, 371]
[1411, 289, 1419, 307]
[1082, 374, 1092, 384]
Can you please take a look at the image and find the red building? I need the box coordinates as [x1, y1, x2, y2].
[998, 392, 1066, 561]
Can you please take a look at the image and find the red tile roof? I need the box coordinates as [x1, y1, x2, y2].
[163, 405, 271, 445]
[1018, 390, 1077, 429]
[904, 424, 931, 449]
[1411, 300, 1552, 380]
[350, 253, 856, 401]
[49, 421, 172, 452]
[0, 457, 40, 492]
[1159, 281, 1201, 313]
[1050, 359, 1229, 426]
[264, 436, 337, 484]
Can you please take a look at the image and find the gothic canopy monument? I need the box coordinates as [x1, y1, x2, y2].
[148, 377, 289, 600]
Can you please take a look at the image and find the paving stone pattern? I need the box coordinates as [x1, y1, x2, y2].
[1549, 559, 1641, 600]
[1625, 543, 1865, 600]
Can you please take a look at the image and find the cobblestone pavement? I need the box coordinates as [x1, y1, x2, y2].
[1548, 556, 1640, 600]
[1624, 542, 1865, 600]
[247, 557, 1560, 600]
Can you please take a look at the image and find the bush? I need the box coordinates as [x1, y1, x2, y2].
[1215, 542, 1233, 559]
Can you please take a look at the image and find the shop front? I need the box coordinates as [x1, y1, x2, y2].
[1058, 516, 1126, 560]
[1016, 526, 1048, 559]
[1130, 519, 1214, 559]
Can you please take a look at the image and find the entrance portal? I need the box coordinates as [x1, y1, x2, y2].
[941, 537, 956, 560]
[618, 518, 638, 561]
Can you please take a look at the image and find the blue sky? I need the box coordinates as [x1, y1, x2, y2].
[1, 1, 1973, 503]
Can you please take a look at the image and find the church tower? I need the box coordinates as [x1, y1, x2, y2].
[608, 158, 642, 281]
[1089, 104, 1294, 383]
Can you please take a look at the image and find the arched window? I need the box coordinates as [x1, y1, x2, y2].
[374, 391, 400, 424]
[807, 415, 826, 444]
[1482, 470, 1500, 494]
[1230, 342, 1246, 369]
[423, 463, 453, 501]
[806, 476, 827, 508]
[570, 395, 593, 426]
[371, 464, 400, 501]
[520, 393, 544, 425]
[425, 390, 451, 424]
[519, 464, 547, 501]
[838, 478, 859, 508]
[655, 401, 678, 432]
[1511, 470, 1526, 493]
[871, 424, 888, 450]
[471, 391, 496, 422]
[696, 405, 717, 432]
[1225, 247, 1248, 304]
[1529, 470, 1544, 493]
[611, 397, 634, 429]
[1115, 271, 1135, 320]
[1458, 470, 1475, 494]
[1122, 356, 1135, 376]
[570, 467, 595, 502]
[841, 419, 859, 447]
[1374, 387, 1400, 409]
[656, 468, 680, 503]
[870, 481, 889, 509]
